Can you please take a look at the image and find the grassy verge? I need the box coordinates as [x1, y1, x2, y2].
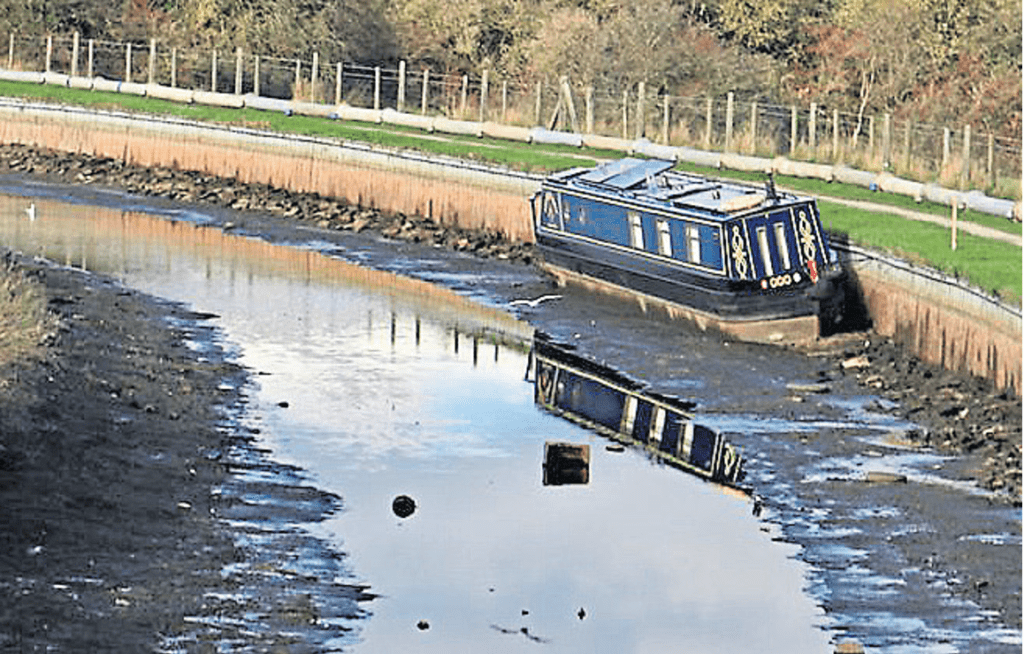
[823, 200, 1021, 303]
[0, 264, 52, 368]
[0, 79, 1020, 302]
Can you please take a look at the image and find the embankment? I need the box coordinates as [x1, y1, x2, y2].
[0, 100, 1018, 394]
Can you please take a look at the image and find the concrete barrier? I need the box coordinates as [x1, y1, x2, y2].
[632, 140, 678, 161]
[481, 122, 532, 143]
[146, 84, 194, 104]
[92, 77, 121, 93]
[921, 183, 962, 208]
[381, 108, 434, 132]
[530, 127, 582, 147]
[876, 173, 924, 201]
[581, 133, 632, 153]
[434, 116, 484, 138]
[720, 152, 770, 173]
[0, 69, 44, 84]
[193, 90, 244, 108]
[67, 76, 94, 90]
[832, 165, 876, 188]
[963, 190, 1017, 219]
[292, 101, 336, 119]
[677, 147, 721, 169]
[243, 94, 292, 115]
[119, 81, 148, 96]
[42, 72, 70, 87]
[334, 104, 382, 123]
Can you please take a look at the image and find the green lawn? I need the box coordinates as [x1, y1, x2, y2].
[0, 78, 1020, 302]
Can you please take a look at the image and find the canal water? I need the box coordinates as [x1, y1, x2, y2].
[0, 188, 831, 652]
[0, 181, 1019, 653]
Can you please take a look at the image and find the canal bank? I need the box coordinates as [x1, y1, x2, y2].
[0, 102, 1018, 395]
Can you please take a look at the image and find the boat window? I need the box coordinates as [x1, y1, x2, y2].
[687, 225, 701, 264]
[756, 226, 774, 277]
[657, 220, 672, 256]
[774, 222, 791, 270]
[629, 211, 644, 249]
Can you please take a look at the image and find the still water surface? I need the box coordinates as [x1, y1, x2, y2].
[0, 192, 832, 652]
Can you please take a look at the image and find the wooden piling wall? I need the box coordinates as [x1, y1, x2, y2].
[841, 245, 1021, 395]
[0, 102, 1019, 393]
[0, 103, 539, 243]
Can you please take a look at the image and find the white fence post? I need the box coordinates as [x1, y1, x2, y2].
[397, 60, 406, 112]
[71, 32, 79, 77]
[235, 47, 243, 95]
[148, 39, 156, 85]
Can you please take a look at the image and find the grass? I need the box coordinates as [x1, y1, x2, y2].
[822, 200, 1022, 303]
[0, 78, 1020, 302]
[0, 266, 51, 368]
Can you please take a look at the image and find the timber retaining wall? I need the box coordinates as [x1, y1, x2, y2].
[0, 100, 1019, 393]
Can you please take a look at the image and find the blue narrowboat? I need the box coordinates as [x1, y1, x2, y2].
[530, 158, 845, 343]
[531, 336, 745, 488]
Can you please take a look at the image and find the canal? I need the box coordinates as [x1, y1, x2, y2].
[0, 179, 1018, 653]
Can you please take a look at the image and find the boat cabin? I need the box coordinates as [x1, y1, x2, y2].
[533, 158, 834, 291]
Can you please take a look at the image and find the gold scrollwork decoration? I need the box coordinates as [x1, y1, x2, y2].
[797, 211, 817, 262]
[730, 225, 748, 280]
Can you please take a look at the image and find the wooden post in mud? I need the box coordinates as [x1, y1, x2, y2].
[71, 32, 79, 77]
[148, 39, 156, 85]
[235, 47, 243, 95]
[397, 60, 406, 112]
[45, 35, 52, 73]
[421, 69, 429, 115]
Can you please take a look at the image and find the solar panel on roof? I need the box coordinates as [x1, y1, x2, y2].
[578, 158, 674, 189]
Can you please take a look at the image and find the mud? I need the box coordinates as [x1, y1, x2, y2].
[0, 255, 369, 651]
[0, 141, 1019, 650]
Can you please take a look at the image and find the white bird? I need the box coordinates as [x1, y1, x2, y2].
[508, 294, 562, 308]
[25, 203, 35, 222]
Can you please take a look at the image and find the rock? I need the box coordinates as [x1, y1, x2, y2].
[841, 355, 870, 370]
[864, 471, 908, 484]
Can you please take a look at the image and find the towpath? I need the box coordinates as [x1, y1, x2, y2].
[809, 194, 1022, 247]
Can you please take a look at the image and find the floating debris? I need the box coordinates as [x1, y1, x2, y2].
[392, 495, 417, 518]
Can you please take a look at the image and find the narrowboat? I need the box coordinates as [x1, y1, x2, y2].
[529, 158, 845, 344]
[530, 336, 745, 488]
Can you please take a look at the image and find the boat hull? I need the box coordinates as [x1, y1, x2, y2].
[536, 230, 842, 344]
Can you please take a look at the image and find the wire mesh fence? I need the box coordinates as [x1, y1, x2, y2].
[3, 31, 1020, 194]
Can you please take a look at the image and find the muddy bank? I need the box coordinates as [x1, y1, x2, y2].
[0, 253, 368, 651]
[0, 143, 536, 265]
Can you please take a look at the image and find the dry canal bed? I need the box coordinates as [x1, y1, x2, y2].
[0, 175, 1019, 653]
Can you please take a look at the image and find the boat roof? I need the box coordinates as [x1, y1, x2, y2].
[547, 158, 805, 218]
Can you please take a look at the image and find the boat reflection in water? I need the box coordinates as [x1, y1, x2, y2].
[530, 335, 746, 488]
